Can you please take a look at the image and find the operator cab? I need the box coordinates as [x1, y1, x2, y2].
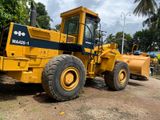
[60, 7, 100, 55]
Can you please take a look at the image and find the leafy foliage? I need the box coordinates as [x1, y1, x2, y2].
[0, 0, 29, 29]
[133, 29, 160, 51]
[36, 2, 51, 29]
[133, 0, 160, 52]
[143, 7, 160, 29]
[0, 0, 51, 31]
[134, 0, 157, 16]
[106, 32, 132, 53]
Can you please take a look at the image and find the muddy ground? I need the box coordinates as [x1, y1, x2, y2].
[0, 76, 160, 120]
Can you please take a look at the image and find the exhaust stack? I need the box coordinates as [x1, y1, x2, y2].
[30, 2, 37, 27]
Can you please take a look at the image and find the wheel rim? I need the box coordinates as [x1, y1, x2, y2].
[60, 67, 80, 91]
[118, 69, 127, 85]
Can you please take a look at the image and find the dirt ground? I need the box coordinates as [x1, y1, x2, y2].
[0, 76, 160, 120]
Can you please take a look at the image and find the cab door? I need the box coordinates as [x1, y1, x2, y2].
[83, 15, 97, 55]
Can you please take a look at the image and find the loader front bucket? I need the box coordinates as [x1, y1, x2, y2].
[119, 55, 150, 79]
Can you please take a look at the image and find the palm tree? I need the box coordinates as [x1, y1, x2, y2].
[134, 0, 157, 16]
[143, 7, 160, 29]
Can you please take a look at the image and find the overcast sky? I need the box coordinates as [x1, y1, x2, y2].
[35, 0, 147, 35]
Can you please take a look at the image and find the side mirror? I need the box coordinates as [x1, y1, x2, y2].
[95, 17, 100, 23]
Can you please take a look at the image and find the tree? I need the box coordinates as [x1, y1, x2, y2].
[133, 0, 160, 52]
[143, 6, 160, 29]
[0, 0, 29, 29]
[36, 2, 51, 29]
[106, 32, 132, 53]
[133, 29, 160, 51]
[0, 0, 52, 31]
[141, 6, 160, 52]
[133, 0, 157, 16]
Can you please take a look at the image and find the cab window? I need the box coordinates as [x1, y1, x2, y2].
[84, 16, 97, 40]
[64, 16, 79, 35]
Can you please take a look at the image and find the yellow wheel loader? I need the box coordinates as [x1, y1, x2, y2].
[0, 7, 149, 101]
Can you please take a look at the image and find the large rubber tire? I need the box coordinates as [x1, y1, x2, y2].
[104, 62, 130, 91]
[42, 55, 86, 101]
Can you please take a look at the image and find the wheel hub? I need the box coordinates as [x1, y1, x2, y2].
[118, 69, 127, 85]
[60, 67, 80, 91]
[120, 73, 125, 80]
[64, 72, 74, 85]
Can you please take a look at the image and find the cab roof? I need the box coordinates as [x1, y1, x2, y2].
[61, 6, 99, 18]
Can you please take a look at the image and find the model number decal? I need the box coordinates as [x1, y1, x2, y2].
[11, 39, 30, 46]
